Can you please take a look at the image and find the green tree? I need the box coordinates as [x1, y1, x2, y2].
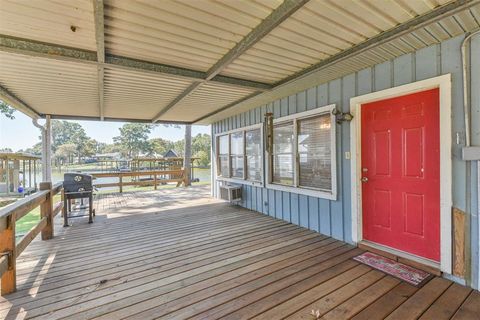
[22, 142, 42, 156]
[70, 129, 90, 162]
[55, 143, 77, 164]
[0, 101, 15, 119]
[192, 133, 211, 166]
[51, 120, 89, 151]
[173, 140, 185, 156]
[83, 139, 99, 157]
[96, 142, 108, 154]
[194, 150, 210, 167]
[149, 138, 175, 157]
[113, 123, 152, 158]
[103, 143, 124, 154]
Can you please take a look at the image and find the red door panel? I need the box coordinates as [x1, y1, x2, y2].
[361, 88, 440, 262]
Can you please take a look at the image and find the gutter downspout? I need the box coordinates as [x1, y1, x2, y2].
[462, 29, 480, 148]
[32, 116, 52, 182]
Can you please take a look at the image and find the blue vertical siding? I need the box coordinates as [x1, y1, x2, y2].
[212, 34, 480, 288]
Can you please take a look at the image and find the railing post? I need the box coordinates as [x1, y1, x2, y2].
[40, 182, 53, 240]
[0, 213, 16, 295]
[154, 174, 157, 190]
[119, 175, 123, 193]
[61, 188, 65, 218]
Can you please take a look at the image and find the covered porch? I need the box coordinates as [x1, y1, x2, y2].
[0, 0, 480, 318]
[1, 185, 479, 320]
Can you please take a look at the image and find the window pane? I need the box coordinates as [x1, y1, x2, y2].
[247, 156, 262, 181]
[219, 135, 229, 154]
[218, 135, 229, 177]
[231, 156, 244, 178]
[230, 132, 243, 155]
[298, 114, 332, 190]
[272, 122, 294, 185]
[219, 155, 229, 177]
[273, 122, 294, 153]
[246, 129, 261, 181]
[273, 154, 294, 185]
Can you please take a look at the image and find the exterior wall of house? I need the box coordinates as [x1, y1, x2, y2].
[211, 34, 480, 289]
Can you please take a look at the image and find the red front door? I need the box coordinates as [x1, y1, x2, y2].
[361, 88, 440, 262]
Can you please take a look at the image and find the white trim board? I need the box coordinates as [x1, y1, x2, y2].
[350, 74, 453, 274]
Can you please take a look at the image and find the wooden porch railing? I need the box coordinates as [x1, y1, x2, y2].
[91, 169, 187, 193]
[0, 181, 63, 295]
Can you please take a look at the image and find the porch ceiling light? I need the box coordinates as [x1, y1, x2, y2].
[331, 108, 353, 124]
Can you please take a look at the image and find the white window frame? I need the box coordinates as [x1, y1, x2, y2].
[215, 123, 264, 187]
[266, 104, 337, 200]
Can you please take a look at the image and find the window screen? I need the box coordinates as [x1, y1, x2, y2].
[272, 122, 294, 185]
[230, 132, 244, 178]
[246, 129, 262, 181]
[297, 114, 332, 190]
[218, 135, 229, 177]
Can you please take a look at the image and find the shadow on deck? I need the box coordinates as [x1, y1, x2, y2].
[1, 185, 479, 319]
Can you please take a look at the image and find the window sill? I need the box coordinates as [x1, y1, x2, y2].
[265, 182, 337, 200]
[216, 177, 264, 187]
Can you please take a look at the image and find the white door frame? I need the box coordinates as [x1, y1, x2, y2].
[350, 74, 453, 274]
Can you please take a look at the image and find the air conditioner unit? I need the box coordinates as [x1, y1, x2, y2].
[219, 184, 242, 203]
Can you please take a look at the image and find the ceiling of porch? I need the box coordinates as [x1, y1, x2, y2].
[0, 0, 479, 124]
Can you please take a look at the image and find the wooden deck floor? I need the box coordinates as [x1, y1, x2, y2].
[2, 185, 479, 319]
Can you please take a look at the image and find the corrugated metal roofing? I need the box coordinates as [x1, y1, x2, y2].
[104, 0, 282, 72]
[161, 82, 257, 122]
[0, 51, 99, 117]
[0, 0, 479, 123]
[103, 67, 194, 120]
[220, 0, 453, 83]
[0, 0, 96, 50]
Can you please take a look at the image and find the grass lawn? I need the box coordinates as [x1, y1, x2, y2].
[16, 194, 60, 238]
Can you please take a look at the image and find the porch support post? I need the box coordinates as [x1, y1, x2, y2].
[45, 116, 52, 182]
[37, 115, 52, 183]
[183, 124, 192, 186]
[93, 0, 105, 120]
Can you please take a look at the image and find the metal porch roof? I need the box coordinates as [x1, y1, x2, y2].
[0, 0, 479, 124]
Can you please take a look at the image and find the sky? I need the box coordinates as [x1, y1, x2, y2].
[0, 110, 210, 151]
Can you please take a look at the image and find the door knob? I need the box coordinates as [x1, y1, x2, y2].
[361, 177, 368, 183]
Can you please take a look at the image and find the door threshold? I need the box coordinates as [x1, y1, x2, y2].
[358, 240, 442, 276]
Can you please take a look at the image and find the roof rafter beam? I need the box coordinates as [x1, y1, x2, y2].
[0, 35, 272, 91]
[49, 114, 192, 124]
[93, 0, 105, 121]
[151, 0, 309, 123]
[195, 0, 479, 123]
[151, 82, 203, 122]
[193, 92, 263, 124]
[205, 0, 309, 81]
[0, 85, 40, 119]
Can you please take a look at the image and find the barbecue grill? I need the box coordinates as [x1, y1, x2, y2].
[63, 173, 95, 226]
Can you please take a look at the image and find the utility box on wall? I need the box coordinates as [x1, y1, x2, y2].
[462, 147, 480, 160]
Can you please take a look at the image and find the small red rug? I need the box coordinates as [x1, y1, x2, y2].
[353, 252, 433, 287]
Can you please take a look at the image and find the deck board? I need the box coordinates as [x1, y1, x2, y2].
[1, 186, 478, 319]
